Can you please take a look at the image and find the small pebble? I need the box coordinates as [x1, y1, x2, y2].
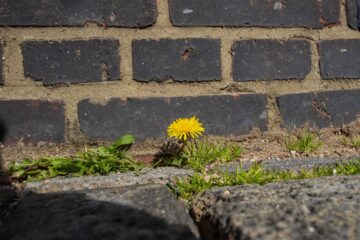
[290, 150, 297, 157]
[301, 204, 310, 214]
[276, 221, 287, 229]
[308, 226, 316, 233]
[223, 190, 231, 197]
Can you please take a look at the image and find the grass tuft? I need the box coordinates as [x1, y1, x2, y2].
[341, 135, 360, 148]
[152, 138, 243, 171]
[183, 139, 243, 171]
[285, 130, 322, 153]
[173, 159, 360, 202]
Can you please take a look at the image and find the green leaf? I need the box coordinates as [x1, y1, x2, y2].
[97, 146, 110, 155]
[7, 134, 145, 182]
[111, 134, 135, 153]
[12, 169, 26, 178]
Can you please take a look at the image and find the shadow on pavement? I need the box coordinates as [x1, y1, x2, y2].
[0, 191, 197, 240]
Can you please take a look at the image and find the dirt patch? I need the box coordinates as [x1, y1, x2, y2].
[2, 122, 360, 167]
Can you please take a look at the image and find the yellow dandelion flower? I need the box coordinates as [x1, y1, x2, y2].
[167, 116, 205, 141]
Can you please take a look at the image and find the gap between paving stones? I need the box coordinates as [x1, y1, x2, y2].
[218, 155, 360, 172]
[21, 156, 358, 194]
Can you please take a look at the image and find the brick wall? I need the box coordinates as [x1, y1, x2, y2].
[0, 0, 360, 144]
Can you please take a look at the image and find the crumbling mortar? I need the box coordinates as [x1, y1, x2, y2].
[267, 95, 282, 131]
[312, 94, 333, 123]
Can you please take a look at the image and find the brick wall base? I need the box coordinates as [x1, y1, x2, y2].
[0, 0, 359, 145]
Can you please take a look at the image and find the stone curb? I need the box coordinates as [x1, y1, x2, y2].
[1, 184, 199, 240]
[23, 167, 194, 194]
[192, 175, 360, 240]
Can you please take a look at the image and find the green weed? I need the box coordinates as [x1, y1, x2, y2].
[152, 140, 187, 168]
[153, 138, 243, 171]
[183, 139, 243, 171]
[9, 135, 144, 182]
[285, 130, 322, 153]
[173, 159, 360, 202]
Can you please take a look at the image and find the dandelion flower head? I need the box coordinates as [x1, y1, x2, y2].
[167, 116, 205, 141]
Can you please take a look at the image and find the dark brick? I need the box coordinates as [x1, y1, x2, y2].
[132, 39, 221, 82]
[169, 0, 340, 28]
[0, 42, 3, 85]
[0, 100, 65, 143]
[78, 95, 268, 140]
[0, 117, 5, 142]
[278, 90, 360, 129]
[346, 0, 359, 29]
[232, 40, 311, 81]
[0, 0, 157, 28]
[319, 39, 360, 79]
[22, 39, 120, 85]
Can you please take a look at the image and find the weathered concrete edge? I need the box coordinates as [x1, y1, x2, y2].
[23, 156, 360, 194]
[218, 155, 360, 172]
[23, 167, 194, 194]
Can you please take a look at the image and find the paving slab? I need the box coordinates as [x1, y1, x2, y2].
[0, 184, 199, 240]
[24, 167, 194, 193]
[24, 157, 359, 194]
[191, 175, 360, 240]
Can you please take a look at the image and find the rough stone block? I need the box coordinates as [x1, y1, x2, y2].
[0, 185, 198, 240]
[192, 175, 360, 240]
[22, 39, 120, 85]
